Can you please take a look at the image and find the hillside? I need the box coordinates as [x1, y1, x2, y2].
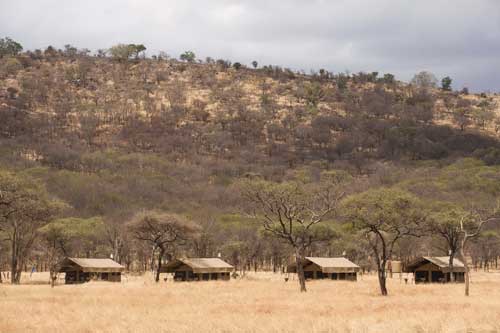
[1, 46, 500, 272]
[1, 49, 500, 213]
[1, 50, 499, 169]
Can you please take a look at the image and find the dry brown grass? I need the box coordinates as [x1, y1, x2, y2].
[1, 271, 500, 333]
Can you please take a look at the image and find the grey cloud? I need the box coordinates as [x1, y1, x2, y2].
[1, 0, 499, 91]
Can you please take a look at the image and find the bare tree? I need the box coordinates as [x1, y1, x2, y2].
[458, 204, 500, 296]
[127, 211, 200, 282]
[104, 217, 128, 264]
[238, 171, 347, 292]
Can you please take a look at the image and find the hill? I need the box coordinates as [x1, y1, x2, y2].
[1, 43, 500, 274]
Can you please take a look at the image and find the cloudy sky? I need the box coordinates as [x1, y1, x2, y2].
[1, 0, 499, 91]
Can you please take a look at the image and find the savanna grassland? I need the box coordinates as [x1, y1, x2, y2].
[1, 271, 500, 333]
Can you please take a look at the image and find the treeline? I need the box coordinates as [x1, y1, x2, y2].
[1, 38, 500, 294]
[1, 158, 499, 295]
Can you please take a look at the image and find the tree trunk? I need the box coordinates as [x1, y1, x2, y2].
[458, 241, 470, 296]
[50, 270, 57, 288]
[295, 248, 307, 292]
[14, 267, 22, 284]
[11, 235, 19, 284]
[449, 252, 455, 282]
[155, 247, 165, 283]
[377, 260, 388, 296]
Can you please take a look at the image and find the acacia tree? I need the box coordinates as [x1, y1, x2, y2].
[38, 222, 70, 287]
[108, 43, 146, 62]
[441, 76, 452, 91]
[427, 202, 466, 282]
[127, 211, 200, 282]
[0, 37, 22, 58]
[180, 51, 196, 63]
[0, 171, 61, 284]
[343, 188, 426, 296]
[238, 171, 348, 292]
[39, 217, 103, 287]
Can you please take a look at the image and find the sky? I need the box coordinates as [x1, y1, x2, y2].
[1, 0, 500, 92]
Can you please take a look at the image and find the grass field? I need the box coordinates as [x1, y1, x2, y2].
[1, 271, 500, 333]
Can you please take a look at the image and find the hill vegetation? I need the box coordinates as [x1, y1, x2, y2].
[1, 38, 500, 292]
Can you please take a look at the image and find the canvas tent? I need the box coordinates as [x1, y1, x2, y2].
[59, 257, 125, 284]
[287, 257, 361, 281]
[405, 256, 465, 283]
[159, 258, 234, 281]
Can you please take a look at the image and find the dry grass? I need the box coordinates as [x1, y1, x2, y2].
[1, 271, 500, 333]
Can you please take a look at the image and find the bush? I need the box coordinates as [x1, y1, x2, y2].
[0, 37, 23, 58]
[0, 57, 22, 76]
[473, 147, 500, 165]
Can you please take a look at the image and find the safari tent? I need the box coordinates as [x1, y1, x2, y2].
[160, 258, 234, 281]
[405, 256, 465, 283]
[58, 257, 125, 284]
[287, 257, 361, 281]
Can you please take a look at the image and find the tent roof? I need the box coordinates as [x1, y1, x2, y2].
[288, 257, 360, 273]
[306, 257, 361, 269]
[406, 256, 465, 272]
[161, 258, 234, 273]
[59, 257, 125, 272]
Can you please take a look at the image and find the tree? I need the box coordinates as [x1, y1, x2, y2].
[39, 217, 104, 286]
[296, 82, 324, 108]
[38, 220, 71, 287]
[441, 76, 452, 91]
[458, 205, 499, 296]
[0, 171, 61, 283]
[180, 50, 196, 63]
[108, 44, 134, 62]
[103, 217, 128, 264]
[63, 44, 78, 58]
[0, 37, 23, 58]
[382, 73, 395, 84]
[238, 171, 348, 292]
[1, 57, 23, 76]
[233, 62, 242, 70]
[411, 71, 438, 89]
[127, 211, 200, 282]
[343, 188, 426, 295]
[108, 44, 145, 62]
[452, 98, 473, 131]
[41, 227, 67, 288]
[129, 44, 146, 59]
[472, 100, 496, 129]
[252, 61, 258, 69]
[427, 202, 466, 282]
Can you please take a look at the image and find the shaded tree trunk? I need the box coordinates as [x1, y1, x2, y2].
[50, 270, 58, 288]
[11, 233, 20, 284]
[458, 240, 470, 296]
[377, 257, 388, 296]
[448, 251, 456, 282]
[370, 231, 389, 296]
[155, 247, 165, 283]
[295, 248, 307, 292]
[460, 244, 470, 296]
